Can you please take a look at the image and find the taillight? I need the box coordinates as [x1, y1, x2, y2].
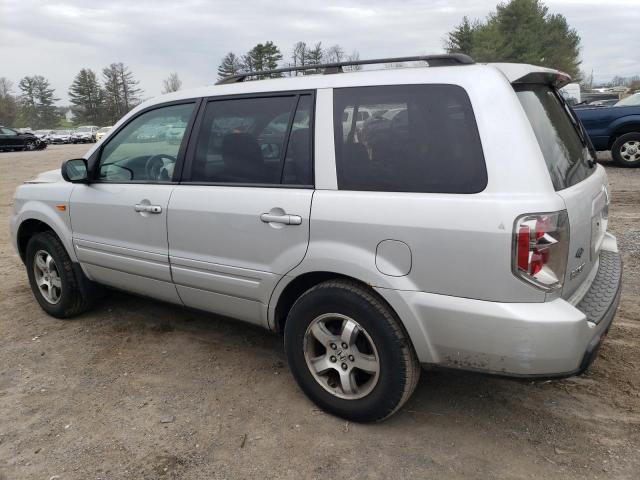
[512, 211, 569, 291]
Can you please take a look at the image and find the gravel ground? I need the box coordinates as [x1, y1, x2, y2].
[1, 145, 639, 480]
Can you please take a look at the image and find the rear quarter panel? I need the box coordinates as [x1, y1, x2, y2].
[286, 70, 566, 304]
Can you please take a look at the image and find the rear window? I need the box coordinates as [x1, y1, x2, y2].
[333, 84, 487, 193]
[515, 84, 595, 190]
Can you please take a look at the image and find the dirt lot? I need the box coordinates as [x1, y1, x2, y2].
[1, 144, 638, 479]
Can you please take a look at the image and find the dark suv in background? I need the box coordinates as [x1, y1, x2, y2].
[0, 126, 46, 152]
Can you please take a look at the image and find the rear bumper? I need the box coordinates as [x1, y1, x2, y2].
[378, 246, 622, 377]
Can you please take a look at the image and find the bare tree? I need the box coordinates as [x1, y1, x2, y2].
[290, 41, 308, 75]
[324, 44, 345, 63]
[0, 77, 18, 126]
[162, 72, 182, 94]
[344, 50, 362, 71]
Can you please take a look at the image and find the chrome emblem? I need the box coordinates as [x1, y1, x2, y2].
[570, 262, 585, 280]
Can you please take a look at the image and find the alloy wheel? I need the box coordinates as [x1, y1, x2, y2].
[303, 313, 380, 400]
[33, 250, 62, 304]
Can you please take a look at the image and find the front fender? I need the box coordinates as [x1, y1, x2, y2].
[12, 186, 77, 263]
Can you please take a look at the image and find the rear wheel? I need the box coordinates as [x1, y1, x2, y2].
[25, 231, 94, 318]
[612, 132, 640, 167]
[284, 280, 420, 422]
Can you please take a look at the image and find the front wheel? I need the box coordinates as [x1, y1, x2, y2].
[25, 231, 94, 318]
[612, 132, 640, 167]
[284, 280, 420, 422]
[24, 139, 36, 151]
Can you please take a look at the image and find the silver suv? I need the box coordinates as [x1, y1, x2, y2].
[10, 55, 622, 422]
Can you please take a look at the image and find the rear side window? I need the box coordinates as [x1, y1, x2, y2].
[515, 84, 595, 190]
[190, 94, 313, 186]
[333, 84, 486, 193]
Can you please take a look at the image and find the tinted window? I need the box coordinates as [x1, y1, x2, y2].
[334, 84, 486, 193]
[98, 103, 194, 183]
[515, 85, 595, 190]
[191, 94, 312, 185]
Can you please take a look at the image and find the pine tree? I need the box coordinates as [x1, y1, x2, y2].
[161, 72, 182, 94]
[102, 63, 142, 123]
[243, 42, 283, 78]
[217, 52, 243, 80]
[304, 42, 323, 75]
[444, 0, 581, 79]
[18, 75, 59, 129]
[68, 68, 104, 125]
[102, 64, 122, 124]
[445, 16, 478, 55]
[306, 42, 323, 65]
[116, 63, 141, 112]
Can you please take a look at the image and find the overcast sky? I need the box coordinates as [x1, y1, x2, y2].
[1, 0, 638, 104]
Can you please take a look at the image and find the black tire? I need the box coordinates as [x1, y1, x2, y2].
[284, 280, 420, 422]
[612, 132, 640, 167]
[25, 231, 94, 318]
[23, 139, 36, 151]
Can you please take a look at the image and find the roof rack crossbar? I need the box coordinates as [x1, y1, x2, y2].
[215, 54, 474, 85]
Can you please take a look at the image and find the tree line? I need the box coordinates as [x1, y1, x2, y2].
[217, 41, 362, 80]
[445, 0, 581, 79]
[0, 66, 183, 129]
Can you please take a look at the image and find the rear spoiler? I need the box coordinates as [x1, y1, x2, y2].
[490, 63, 572, 89]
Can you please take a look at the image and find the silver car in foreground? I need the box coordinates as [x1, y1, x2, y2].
[10, 55, 622, 422]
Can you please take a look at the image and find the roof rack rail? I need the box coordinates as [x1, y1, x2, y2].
[215, 54, 474, 85]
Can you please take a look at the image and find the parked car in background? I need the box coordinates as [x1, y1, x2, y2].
[165, 123, 186, 144]
[0, 126, 45, 151]
[574, 92, 640, 167]
[73, 126, 99, 143]
[49, 130, 74, 144]
[341, 106, 377, 140]
[10, 56, 622, 422]
[34, 130, 55, 144]
[95, 126, 112, 142]
[587, 99, 619, 107]
[135, 125, 162, 142]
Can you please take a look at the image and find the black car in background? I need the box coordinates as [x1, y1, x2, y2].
[0, 126, 46, 151]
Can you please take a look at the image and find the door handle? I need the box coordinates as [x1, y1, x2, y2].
[134, 204, 162, 214]
[260, 213, 302, 225]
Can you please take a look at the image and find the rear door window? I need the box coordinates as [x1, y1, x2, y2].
[333, 84, 486, 193]
[515, 84, 595, 190]
[189, 94, 313, 186]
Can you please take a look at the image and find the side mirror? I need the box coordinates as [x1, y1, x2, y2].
[61, 158, 89, 183]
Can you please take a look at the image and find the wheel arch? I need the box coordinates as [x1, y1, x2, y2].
[269, 271, 400, 335]
[17, 219, 57, 262]
[15, 211, 77, 264]
[608, 119, 640, 149]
